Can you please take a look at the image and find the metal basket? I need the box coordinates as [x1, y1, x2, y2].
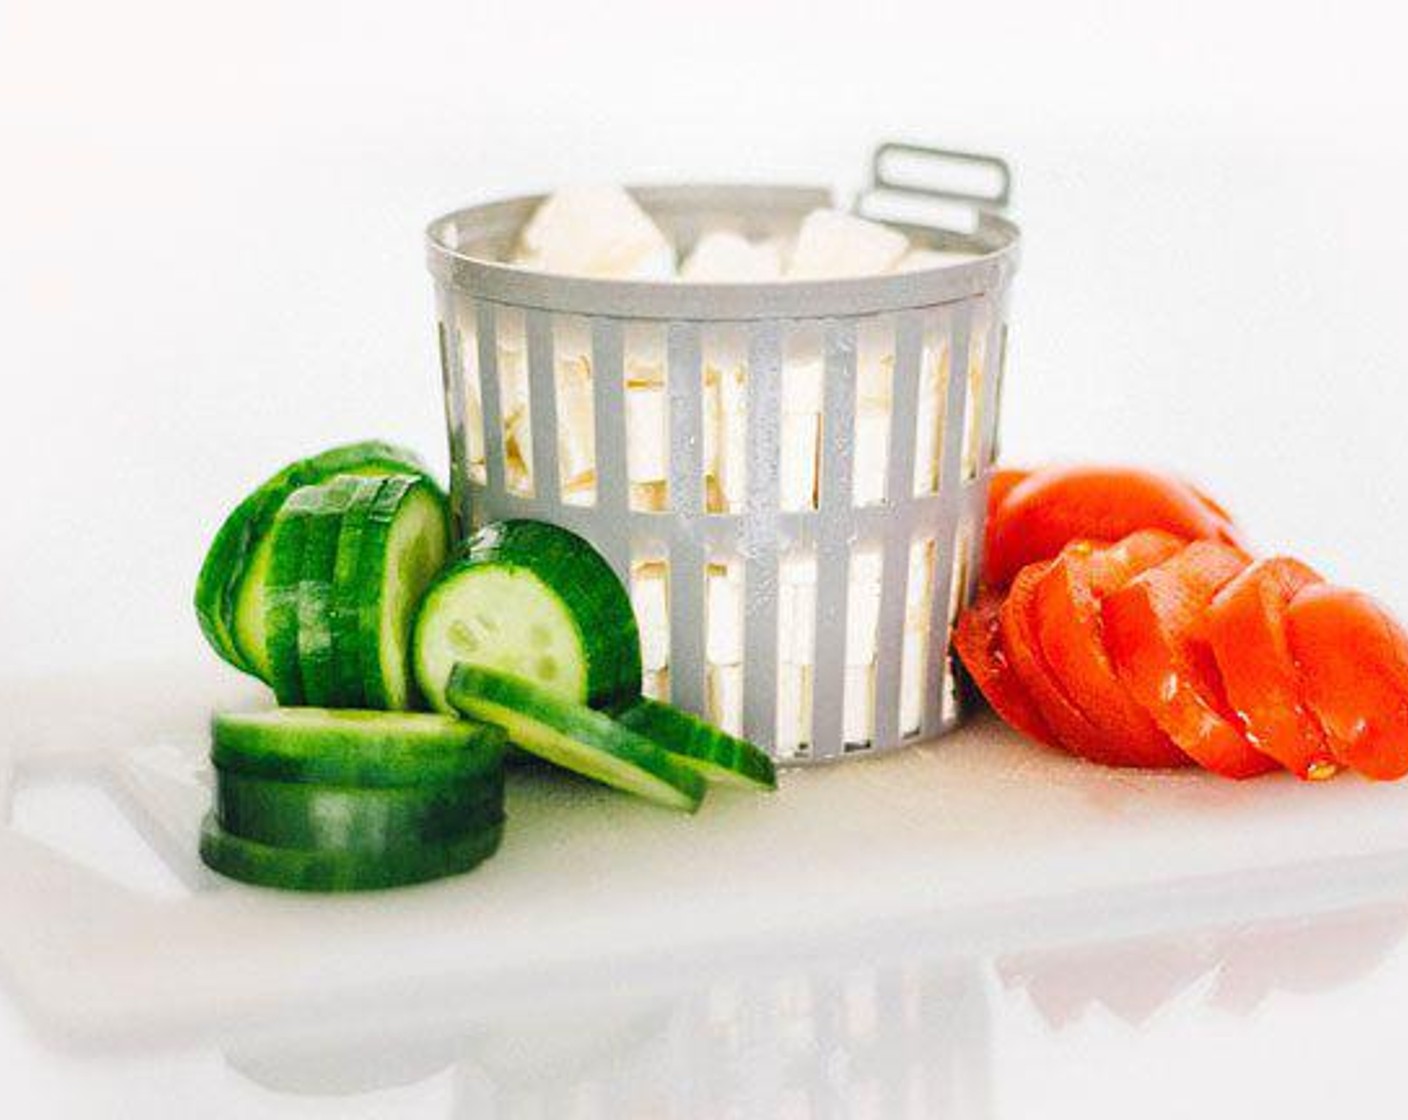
[425, 143, 1020, 764]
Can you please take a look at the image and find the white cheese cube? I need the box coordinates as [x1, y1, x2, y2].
[844, 663, 876, 746]
[682, 231, 783, 282]
[777, 554, 817, 665]
[623, 327, 667, 386]
[775, 662, 813, 757]
[626, 383, 668, 483]
[631, 561, 670, 672]
[786, 209, 909, 280]
[845, 551, 883, 666]
[706, 563, 744, 665]
[555, 352, 596, 493]
[899, 626, 927, 736]
[707, 662, 744, 736]
[513, 186, 676, 280]
[852, 402, 890, 506]
[907, 536, 936, 614]
[912, 336, 950, 495]
[782, 355, 824, 414]
[892, 248, 976, 272]
[780, 412, 820, 511]
[705, 364, 748, 512]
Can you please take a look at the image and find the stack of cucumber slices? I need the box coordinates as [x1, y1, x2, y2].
[203, 710, 507, 891]
[195, 441, 776, 892]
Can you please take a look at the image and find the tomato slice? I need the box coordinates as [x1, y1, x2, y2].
[1285, 585, 1408, 781]
[1101, 541, 1276, 779]
[983, 465, 1241, 588]
[953, 587, 1056, 747]
[1033, 531, 1192, 769]
[1000, 561, 1135, 766]
[1203, 558, 1335, 780]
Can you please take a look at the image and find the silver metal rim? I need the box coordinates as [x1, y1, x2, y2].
[425, 183, 1021, 322]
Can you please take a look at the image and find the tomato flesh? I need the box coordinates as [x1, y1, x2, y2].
[1102, 541, 1275, 779]
[1285, 585, 1408, 781]
[953, 587, 1056, 747]
[1203, 557, 1335, 780]
[1033, 532, 1192, 769]
[1000, 561, 1135, 766]
[984, 465, 1241, 588]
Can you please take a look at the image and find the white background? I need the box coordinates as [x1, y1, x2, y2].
[3, 0, 1408, 1116]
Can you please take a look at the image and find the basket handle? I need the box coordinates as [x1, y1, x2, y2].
[856, 142, 1012, 229]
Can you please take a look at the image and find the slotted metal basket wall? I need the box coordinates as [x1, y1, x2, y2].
[426, 143, 1020, 764]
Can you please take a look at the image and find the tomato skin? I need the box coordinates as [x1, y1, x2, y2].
[986, 467, 1030, 524]
[1000, 561, 1136, 767]
[953, 587, 1056, 747]
[1285, 585, 1408, 781]
[1033, 532, 1192, 769]
[1102, 541, 1277, 779]
[983, 466, 1241, 588]
[1203, 558, 1335, 780]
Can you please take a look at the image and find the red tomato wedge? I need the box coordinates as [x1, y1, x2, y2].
[1203, 558, 1336, 781]
[1285, 585, 1408, 781]
[953, 587, 1056, 748]
[1033, 532, 1192, 769]
[1000, 561, 1134, 767]
[1102, 541, 1276, 779]
[984, 465, 1242, 588]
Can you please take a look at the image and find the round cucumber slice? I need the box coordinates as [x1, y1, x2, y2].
[354, 476, 450, 711]
[446, 665, 704, 813]
[194, 440, 440, 675]
[234, 535, 275, 681]
[327, 477, 384, 708]
[296, 477, 364, 707]
[614, 699, 776, 791]
[211, 708, 506, 788]
[200, 813, 504, 893]
[215, 770, 505, 852]
[263, 489, 316, 706]
[414, 520, 642, 716]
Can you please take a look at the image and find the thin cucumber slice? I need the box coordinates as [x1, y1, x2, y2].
[296, 477, 363, 707]
[200, 813, 503, 892]
[327, 477, 384, 708]
[195, 441, 437, 674]
[414, 520, 642, 715]
[234, 536, 275, 681]
[614, 699, 776, 791]
[446, 665, 704, 812]
[263, 489, 317, 705]
[215, 770, 504, 852]
[211, 708, 506, 788]
[354, 476, 450, 710]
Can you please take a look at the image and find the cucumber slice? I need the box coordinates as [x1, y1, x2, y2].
[234, 536, 275, 681]
[446, 665, 705, 812]
[263, 489, 317, 705]
[614, 699, 777, 791]
[354, 476, 450, 710]
[200, 813, 503, 892]
[211, 708, 506, 788]
[296, 477, 363, 707]
[327, 477, 384, 708]
[414, 520, 642, 715]
[195, 440, 438, 674]
[215, 770, 504, 852]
